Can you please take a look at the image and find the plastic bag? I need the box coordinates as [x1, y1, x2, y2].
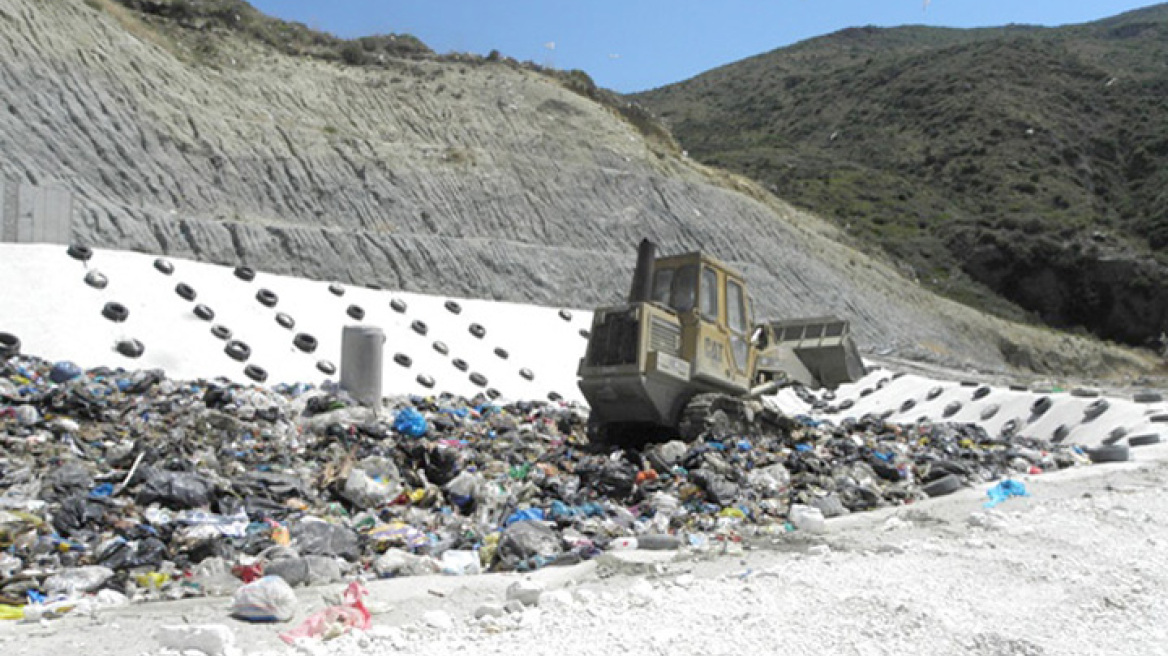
[393, 407, 428, 437]
[497, 520, 562, 566]
[265, 556, 343, 587]
[440, 550, 482, 576]
[984, 479, 1029, 508]
[191, 557, 240, 596]
[279, 580, 370, 644]
[292, 520, 360, 561]
[342, 460, 401, 509]
[230, 576, 298, 622]
[135, 467, 214, 509]
[44, 566, 114, 595]
[372, 549, 440, 578]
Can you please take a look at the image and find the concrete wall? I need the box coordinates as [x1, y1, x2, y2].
[0, 178, 73, 245]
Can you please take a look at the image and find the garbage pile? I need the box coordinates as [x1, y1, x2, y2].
[0, 355, 1089, 619]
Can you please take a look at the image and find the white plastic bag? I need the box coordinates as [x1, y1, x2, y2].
[230, 576, 298, 622]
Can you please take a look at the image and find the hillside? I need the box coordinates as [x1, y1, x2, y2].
[633, 5, 1168, 349]
[0, 0, 1159, 378]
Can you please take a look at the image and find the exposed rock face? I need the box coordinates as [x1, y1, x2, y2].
[0, 0, 1154, 376]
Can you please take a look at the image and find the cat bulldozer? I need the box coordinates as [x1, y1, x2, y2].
[577, 239, 864, 442]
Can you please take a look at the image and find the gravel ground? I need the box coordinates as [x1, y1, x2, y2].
[4, 444, 1167, 656]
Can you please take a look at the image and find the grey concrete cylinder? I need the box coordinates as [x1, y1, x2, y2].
[341, 325, 385, 407]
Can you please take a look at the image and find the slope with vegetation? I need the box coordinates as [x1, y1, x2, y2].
[634, 5, 1168, 349]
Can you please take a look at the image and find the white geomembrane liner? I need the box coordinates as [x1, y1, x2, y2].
[0, 244, 591, 404]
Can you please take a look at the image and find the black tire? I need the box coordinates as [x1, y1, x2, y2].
[1052, 424, 1071, 443]
[293, 333, 317, 353]
[416, 374, 435, 388]
[839, 398, 855, 410]
[926, 386, 944, 401]
[960, 380, 978, 387]
[0, 332, 21, 358]
[393, 353, 412, 368]
[558, 309, 572, 321]
[244, 364, 268, 383]
[892, 372, 906, 380]
[234, 266, 255, 282]
[390, 298, 407, 313]
[1133, 391, 1163, 404]
[256, 289, 278, 308]
[494, 347, 509, 359]
[452, 358, 468, 372]
[486, 388, 501, 400]
[211, 324, 232, 340]
[1000, 419, 1019, 438]
[979, 404, 1000, 420]
[1030, 396, 1052, 415]
[859, 388, 873, 398]
[879, 408, 895, 420]
[1150, 414, 1168, 423]
[1102, 426, 1129, 445]
[1086, 444, 1130, 464]
[972, 386, 991, 400]
[899, 398, 916, 413]
[193, 304, 215, 321]
[411, 320, 428, 336]
[154, 258, 174, 275]
[328, 282, 345, 296]
[432, 341, 448, 355]
[1128, 433, 1161, 447]
[115, 338, 144, 358]
[275, 312, 295, 330]
[175, 283, 196, 302]
[876, 378, 889, 390]
[67, 244, 93, 262]
[346, 305, 364, 320]
[316, 360, 336, 376]
[84, 270, 108, 290]
[365, 283, 383, 290]
[579, 328, 591, 339]
[548, 391, 563, 402]
[102, 302, 129, 323]
[469, 372, 488, 387]
[943, 401, 962, 417]
[445, 300, 462, 314]
[519, 367, 534, 381]
[469, 323, 486, 339]
[1008, 384, 1028, 392]
[921, 474, 962, 498]
[1071, 387, 1100, 398]
[225, 340, 251, 362]
[1083, 399, 1110, 420]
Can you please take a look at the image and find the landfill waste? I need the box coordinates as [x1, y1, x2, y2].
[0, 354, 1095, 619]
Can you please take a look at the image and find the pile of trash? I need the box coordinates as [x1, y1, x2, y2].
[0, 355, 1088, 621]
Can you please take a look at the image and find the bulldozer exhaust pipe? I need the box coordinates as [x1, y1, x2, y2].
[627, 238, 657, 303]
[747, 377, 786, 398]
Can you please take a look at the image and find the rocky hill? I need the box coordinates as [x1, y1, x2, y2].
[0, 0, 1158, 378]
[633, 5, 1168, 350]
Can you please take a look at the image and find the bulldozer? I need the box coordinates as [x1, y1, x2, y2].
[577, 239, 864, 443]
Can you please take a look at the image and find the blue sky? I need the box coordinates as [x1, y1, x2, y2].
[248, 1, 1163, 93]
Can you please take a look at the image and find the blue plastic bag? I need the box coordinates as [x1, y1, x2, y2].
[393, 408, 428, 438]
[503, 508, 546, 526]
[49, 361, 83, 384]
[984, 479, 1029, 508]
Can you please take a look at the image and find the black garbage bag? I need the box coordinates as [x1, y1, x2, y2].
[53, 495, 107, 537]
[41, 462, 93, 502]
[292, 521, 360, 561]
[496, 520, 562, 569]
[596, 460, 637, 500]
[97, 537, 168, 570]
[135, 467, 214, 509]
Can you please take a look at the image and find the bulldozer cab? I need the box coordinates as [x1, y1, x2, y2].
[648, 251, 756, 393]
